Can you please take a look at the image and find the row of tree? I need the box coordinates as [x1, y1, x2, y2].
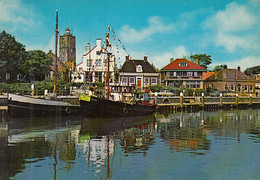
[0, 31, 52, 83]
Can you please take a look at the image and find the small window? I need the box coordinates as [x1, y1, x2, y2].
[151, 78, 157, 85]
[122, 77, 128, 85]
[250, 85, 253, 92]
[144, 77, 149, 86]
[129, 77, 135, 84]
[231, 84, 234, 91]
[244, 85, 248, 91]
[87, 60, 92, 67]
[225, 84, 229, 91]
[136, 65, 143, 72]
[179, 62, 188, 67]
[96, 59, 101, 67]
[187, 72, 193, 76]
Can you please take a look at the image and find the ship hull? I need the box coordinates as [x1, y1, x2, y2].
[80, 96, 156, 118]
[8, 94, 82, 117]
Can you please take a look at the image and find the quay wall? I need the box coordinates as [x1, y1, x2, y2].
[154, 95, 260, 114]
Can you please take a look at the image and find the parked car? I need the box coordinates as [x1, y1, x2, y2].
[211, 91, 220, 97]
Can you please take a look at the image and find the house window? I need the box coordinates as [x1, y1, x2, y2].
[170, 72, 174, 77]
[122, 77, 128, 85]
[244, 85, 248, 91]
[237, 84, 241, 92]
[231, 84, 234, 91]
[225, 84, 229, 91]
[129, 77, 135, 85]
[17, 74, 22, 81]
[144, 77, 149, 86]
[194, 72, 198, 76]
[96, 59, 102, 67]
[179, 62, 188, 67]
[95, 72, 102, 82]
[250, 85, 253, 92]
[151, 78, 157, 85]
[187, 72, 193, 76]
[136, 65, 143, 72]
[87, 60, 92, 67]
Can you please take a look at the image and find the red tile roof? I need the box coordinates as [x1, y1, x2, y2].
[161, 58, 206, 71]
[203, 72, 215, 80]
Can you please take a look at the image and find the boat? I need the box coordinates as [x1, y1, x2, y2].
[79, 27, 156, 118]
[7, 10, 82, 117]
[79, 91, 156, 118]
[8, 93, 82, 117]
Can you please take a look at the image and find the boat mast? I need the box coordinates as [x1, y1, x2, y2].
[106, 26, 111, 100]
[53, 10, 58, 94]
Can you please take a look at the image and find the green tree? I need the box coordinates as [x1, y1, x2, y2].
[190, 54, 212, 69]
[23, 50, 52, 81]
[213, 64, 228, 71]
[244, 65, 260, 75]
[0, 31, 27, 82]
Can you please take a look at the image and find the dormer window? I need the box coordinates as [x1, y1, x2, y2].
[179, 62, 188, 67]
[136, 65, 143, 72]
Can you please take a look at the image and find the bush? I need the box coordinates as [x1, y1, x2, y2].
[0, 79, 70, 95]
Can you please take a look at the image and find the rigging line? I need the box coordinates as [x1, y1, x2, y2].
[42, 31, 55, 51]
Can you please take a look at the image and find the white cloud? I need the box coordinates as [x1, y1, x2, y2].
[227, 56, 260, 71]
[204, 2, 256, 52]
[119, 16, 175, 43]
[0, 0, 38, 32]
[152, 46, 188, 69]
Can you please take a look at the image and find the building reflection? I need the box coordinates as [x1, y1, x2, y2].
[0, 108, 259, 179]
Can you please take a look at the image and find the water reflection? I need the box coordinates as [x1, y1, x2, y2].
[0, 108, 259, 179]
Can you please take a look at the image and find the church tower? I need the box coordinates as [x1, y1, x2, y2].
[59, 28, 76, 71]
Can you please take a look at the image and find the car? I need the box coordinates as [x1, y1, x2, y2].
[211, 91, 220, 97]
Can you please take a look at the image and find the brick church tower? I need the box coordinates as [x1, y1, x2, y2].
[59, 28, 76, 71]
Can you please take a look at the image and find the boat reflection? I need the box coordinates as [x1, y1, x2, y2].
[0, 108, 259, 179]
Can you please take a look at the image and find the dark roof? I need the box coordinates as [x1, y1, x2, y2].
[161, 58, 206, 71]
[120, 60, 157, 73]
[205, 69, 252, 81]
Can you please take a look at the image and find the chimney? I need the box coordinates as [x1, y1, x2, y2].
[144, 55, 148, 62]
[126, 56, 129, 62]
[96, 39, 101, 48]
[214, 69, 217, 79]
[195, 58, 199, 65]
[170, 58, 174, 63]
[237, 66, 241, 71]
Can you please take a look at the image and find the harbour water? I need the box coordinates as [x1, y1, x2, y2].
[0, 108, 259, 180]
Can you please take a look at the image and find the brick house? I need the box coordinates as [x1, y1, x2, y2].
[161, 58, 207, 88]
[118, 56, 160, 89]
[204, 67, 255, 94]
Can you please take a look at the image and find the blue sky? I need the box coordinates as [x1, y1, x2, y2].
[1, 0, 260, 71]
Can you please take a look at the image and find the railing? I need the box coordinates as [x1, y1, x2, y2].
[164, 76, 203, 80]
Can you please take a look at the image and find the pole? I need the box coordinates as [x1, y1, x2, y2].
[53, 10, 58, 95]
[106, 27, 111, 100]
[107, 53, 110, 100]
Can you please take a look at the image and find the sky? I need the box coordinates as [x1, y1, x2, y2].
[0, 0, 260, 71]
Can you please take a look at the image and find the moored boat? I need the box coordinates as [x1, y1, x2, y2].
[8, 93, 82, 117]
[79, 91, 156, 118]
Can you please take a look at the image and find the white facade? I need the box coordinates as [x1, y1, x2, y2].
[72, 39, 115, 84]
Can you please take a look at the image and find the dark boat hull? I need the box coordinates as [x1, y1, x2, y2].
[80, 96, 156, 118]
[8, 94, 82, 117]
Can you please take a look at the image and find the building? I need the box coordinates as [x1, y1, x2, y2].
[204, 67, 255, 94]
[161, 58, 207, 88]
[72, 39, 115, 84]
[59, 28, 76, 71]
[47, 50, 69, 81]
[48, 28, 76, 82]
[118, 56, 160, 89]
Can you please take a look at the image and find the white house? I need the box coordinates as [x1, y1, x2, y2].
[71, 39, 115, 84]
